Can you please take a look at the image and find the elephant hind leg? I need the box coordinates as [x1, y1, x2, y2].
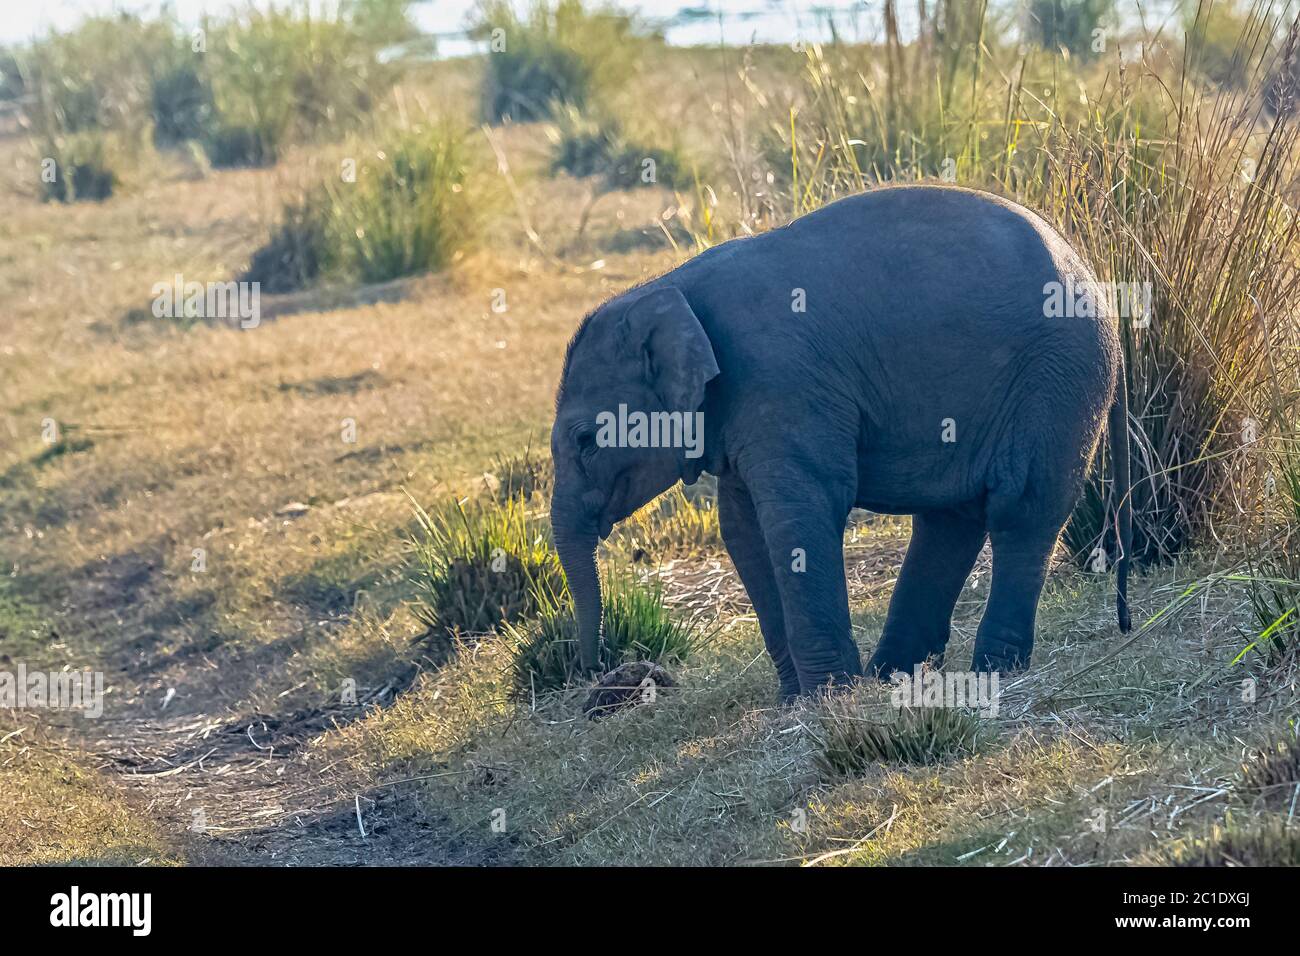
[974, 429, 1085, 673]
[866, 510, 986, 680]
[970, 525, 1060, 673]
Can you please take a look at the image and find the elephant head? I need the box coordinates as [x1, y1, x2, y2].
[550, 285, 720, 671]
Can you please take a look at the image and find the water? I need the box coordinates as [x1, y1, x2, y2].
[419, 0, 1187, 60]
[1, 1, 1191, 52]
[2, 0, 923, 49]
[423, 1, 882, 58]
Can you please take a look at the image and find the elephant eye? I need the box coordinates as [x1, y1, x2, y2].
[577, 429, 597, 460]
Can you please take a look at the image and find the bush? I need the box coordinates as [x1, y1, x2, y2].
[345, 124, 478, 283]
[17, 13, 168, 141]
[508, 575, 702, 697]
[15, 4, 413, 197]
[1024, 0, 1113, 58]
[151, 61, 215, 147]
[203, 123, 281, 169]
[182, 3, 414, 167]
[39, 132, 121, 202]
[148, 29, 215, 146]
[473, 0, 649, 122]
[16, 14, 168, 201]
[406, 495, 567, 648]
[200, 8, 395, 167]
[549, 106, 686, 189]
[244, 122, 479, 290]
[812, 698, 983, 777]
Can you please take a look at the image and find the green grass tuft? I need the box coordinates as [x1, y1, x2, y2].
[346, 123, 479, 283]
[813, 698, 984, 777]
[508, 574, 704, 698]
[405, 494, 566, 649]
[607, 483, 722, 562]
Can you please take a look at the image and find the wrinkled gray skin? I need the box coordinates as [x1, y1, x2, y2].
[552, 185, 1131, 701]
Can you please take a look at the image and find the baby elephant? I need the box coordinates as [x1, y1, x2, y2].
[551, 185, 1131, 701]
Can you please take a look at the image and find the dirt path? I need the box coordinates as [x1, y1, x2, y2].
[14, 567, 489, 865]
[74, 684, 493, 865]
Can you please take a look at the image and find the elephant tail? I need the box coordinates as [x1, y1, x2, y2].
[1108, 365, 1132, 633]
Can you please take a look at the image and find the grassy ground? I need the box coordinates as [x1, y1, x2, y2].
[1, 49, 1297, 866]
[0, 580, 179, 865]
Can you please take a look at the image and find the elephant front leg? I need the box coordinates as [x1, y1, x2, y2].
[718, 476, 800, 702]
[749, 477, 862, 694]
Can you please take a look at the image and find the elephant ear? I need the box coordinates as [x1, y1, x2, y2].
[618, 286, 720, 412]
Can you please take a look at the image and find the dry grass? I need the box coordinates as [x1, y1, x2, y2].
[0, 583, 179, 865]
[0, 717, 180, 866]
[606, 482, 723, 562]
[1150, 818, 1300, 866]
[0, 717, 180, 868]
[311, 548, 1298, 866]
[1239, 731, 1300, 809]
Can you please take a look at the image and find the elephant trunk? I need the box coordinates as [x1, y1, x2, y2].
[554, 523, 602, 672]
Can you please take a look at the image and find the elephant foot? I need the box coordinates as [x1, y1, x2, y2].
[790, 651, 862, 699]
[970, 633, 1031, 674]
[772, 660, 801, 706]
[794, 674, 861, 704]
[865, 645, 944, 682]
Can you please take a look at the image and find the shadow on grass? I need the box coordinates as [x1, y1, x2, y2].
[186, 786, 513, 866]
[121, 275, 418, 328]
[0, 434, 96, 490]
[277, 369, 388, 397]
[332, 437, 436, 467]
[278, 549, 391, 618]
